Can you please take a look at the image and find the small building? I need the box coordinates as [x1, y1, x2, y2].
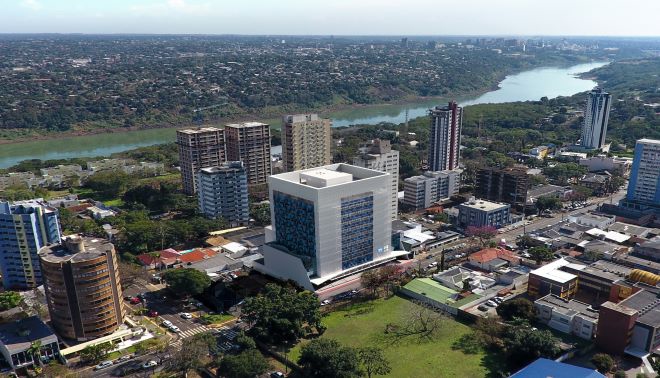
[529, 145, 549, 159]
[399, 278, 481, 316]
[568, 213, 616, 229]
[403, 170, 460, 211]
[433, 266, 497, 292]
[467, 248, 520, 272]
[527, 259, 581, 300]
[457, 198, 511, 229]
[510, 358, 605, 378]
[0, 316, 60, 370]
[633, 238, 660, 261]
[580, 172, 612, 196]
[535, 294, 599, 340]
[527, 184, 573, 205]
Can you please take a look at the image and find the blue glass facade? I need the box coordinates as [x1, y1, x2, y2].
[340, 193, 374, 270]
[0, 201, 61, 289]
[273, 191, 316, 271]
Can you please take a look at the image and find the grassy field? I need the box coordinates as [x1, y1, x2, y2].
[289, 296, 502, 378]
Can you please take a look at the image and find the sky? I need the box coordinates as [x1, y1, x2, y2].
[1, 0, 659, 36]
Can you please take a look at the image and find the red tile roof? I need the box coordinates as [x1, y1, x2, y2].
[137, 249, 180, 266]
[178, 248, 218, 264]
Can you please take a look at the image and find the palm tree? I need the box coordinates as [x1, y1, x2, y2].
[27, 340, 43, 370]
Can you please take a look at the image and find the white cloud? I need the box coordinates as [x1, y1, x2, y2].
[20, 0, 42, 11]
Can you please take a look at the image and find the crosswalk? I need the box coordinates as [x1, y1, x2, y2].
[170, 325, 210, 349]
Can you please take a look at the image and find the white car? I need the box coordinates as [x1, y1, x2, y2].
[180, 312, 193, 319]
[486, 300, 497, 307]
[321, 299, 331, 306]
[142, 360, 158, 369]
[162, 320, 173, 328]
[168, 325, 180, 333]
[94, 361, 113, 370]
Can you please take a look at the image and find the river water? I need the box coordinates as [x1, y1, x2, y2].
[0, 61, 607, 169]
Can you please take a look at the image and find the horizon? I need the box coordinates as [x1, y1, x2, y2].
[2, 0, 660, 36]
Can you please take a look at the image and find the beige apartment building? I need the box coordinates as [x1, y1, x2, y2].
[225, 122, 272, 185]
[176, 127, 226, 194]
[282, 114, 332, 172]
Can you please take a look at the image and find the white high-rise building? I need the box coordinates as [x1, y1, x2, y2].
[580, 88, 611, 150]
[626, 139, 660, 206]
[256, 164, 403, 290]
[353, 139, 399, 219]
[403, 170, 461, 210]
[429, 102, 462, 171]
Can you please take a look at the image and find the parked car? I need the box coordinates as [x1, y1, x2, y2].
[142, 360, 158, 369]
[162, 320, 173, 328]
[130, 297, 141, 304]
[123, 295, 134, 301]
[180, 312, 193, 319]
[321, 299, 331, 306]
[114, 354, 133, 364]
[270, 372, 285, 378]
[94, 361, 113, 371]
[148, 310, 159, 317]
[477, 305, 488, 312]
[486, 300, 497, 307]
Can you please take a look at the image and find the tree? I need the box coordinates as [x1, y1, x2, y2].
[162, 268, 212, 297]
[388, 301, 446, 340]
[242, 283, 323, 343]
[119, 261, 148, 291]
[79, 342, 113, 363]
[496, 298, 537, 321]
[360, 266, 402, 297]
[591, 353, 615, 374]
[85, 171, 131, 199]
[171, 335, 212, 376]
[41, 361, 76, 378]
[466, 225, 498, 247]
[249, 202, 271, 226]
[27, 340, 43, 370]
[535, 195, 562, 214]
[614, 370, 626, 378]
[503, 323, 560, 367]
[474, 317, 505, 349]
[528, 246, 554, 265]
[0, 291, 22, 310]
[298, 339, 361, 378]
[358, 347, 391, 378]
[235, 331, 256, 351]
[218, 349, 269, 378]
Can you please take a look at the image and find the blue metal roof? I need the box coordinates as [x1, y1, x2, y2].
[510, 358, 606, 378]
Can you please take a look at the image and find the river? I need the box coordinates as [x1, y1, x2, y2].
[0, 61, 607, 169]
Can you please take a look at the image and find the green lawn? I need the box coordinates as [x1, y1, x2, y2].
[289, 296, 499, 378]
[200, 313, 235, 325]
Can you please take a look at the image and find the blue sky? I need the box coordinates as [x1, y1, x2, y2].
[1, 0, 659, 36]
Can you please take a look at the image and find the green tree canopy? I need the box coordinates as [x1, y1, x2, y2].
[298, 339, 361, 378]
[242, 283, 323, 343]
[528, 246, 554, 265]
[218, 349, 269, 378]
[503, 323, 560, 368]
[591, 353, 615, 374]
[358, 347, 391, 378]
[0, 291, 22, 310]
[162, 268, 212, 297]
[496, 298, 537, 322]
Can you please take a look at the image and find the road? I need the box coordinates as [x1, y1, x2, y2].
[497, 190, 626, 242]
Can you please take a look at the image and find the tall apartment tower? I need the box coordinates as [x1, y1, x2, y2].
[626, 139, 660, 207]
[581, 88, 611, 150]
[353, 139, 399, 219]
[176, 127, 226, 195]
[39, 235, 125, 341]
[282, 114, 332, 172]
[0, 200, 61, 289]
[259, 164, 397, 290]
[225, 122, 272, 186]
[475, 167, 529, 210]
[429, 102, 462, 171]
[197, 162, 250, 226]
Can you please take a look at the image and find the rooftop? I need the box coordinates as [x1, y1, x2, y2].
[469, 248, 519, 264]
[225, 121, 268, 129]
[620, 287, 660, 327]
[459, 199, 509, 212]
[530, 258, 582, 284]
[39, 235, 114, 264]
[536, 294, 599, 320]
[403, 278, 481, 308]
[0, 316, 58, 354]
[270, 163, 387, 188]
[510, 358, 605, 378]
[199, 161, 245, 174]
[177, 127, 222, 134]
